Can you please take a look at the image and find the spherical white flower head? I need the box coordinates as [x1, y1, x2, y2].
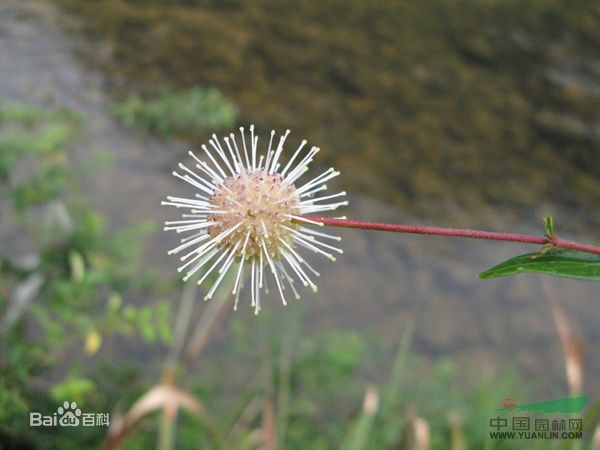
[162, 126, 347, 314]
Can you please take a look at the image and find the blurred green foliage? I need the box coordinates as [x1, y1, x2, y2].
[111, 86, 238, 138]
[0, 105, 78, 209]
[118, 313, 560, 450]
[0, 103, 171, 448]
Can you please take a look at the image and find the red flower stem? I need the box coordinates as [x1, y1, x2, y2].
[299, 216, 600, 256]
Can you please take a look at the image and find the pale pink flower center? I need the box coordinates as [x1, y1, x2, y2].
[207, 169, 299, 259]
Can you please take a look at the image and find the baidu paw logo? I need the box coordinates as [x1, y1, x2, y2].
[30, 400, 109, 427]
[57, 401, 81, 426]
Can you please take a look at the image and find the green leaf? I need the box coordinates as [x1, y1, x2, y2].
[544, 216, 554, 236]
[479, 249, 600, 281]
[50, 377, 97, 404]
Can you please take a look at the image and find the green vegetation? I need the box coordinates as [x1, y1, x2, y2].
[480, 249, 600, 281]
[112, 309, 592, 450]
[111, 86, 238, 138]
[0, 103, 171, 448]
